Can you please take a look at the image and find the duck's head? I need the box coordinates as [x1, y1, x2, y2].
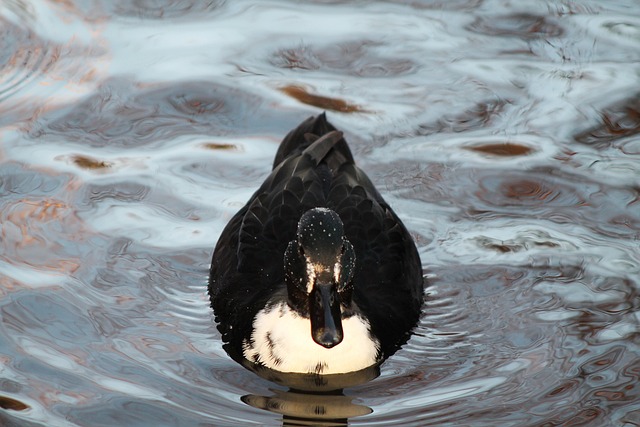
[284, 208, 356, 349]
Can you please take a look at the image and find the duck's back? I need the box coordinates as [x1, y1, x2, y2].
[209, 114, 423, 363]
[271, 113, 355, 168]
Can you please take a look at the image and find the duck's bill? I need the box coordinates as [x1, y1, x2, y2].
[309, 283, 343, 348]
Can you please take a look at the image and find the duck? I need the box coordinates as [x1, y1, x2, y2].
[208, 113, 424, 375]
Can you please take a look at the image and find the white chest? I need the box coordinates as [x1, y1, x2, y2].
[242, 302, 380, 375]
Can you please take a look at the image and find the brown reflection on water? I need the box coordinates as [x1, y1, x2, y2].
[71, 154, 113, 170]
[279, 85, 366, 113]
[466, 142, 534, 157]
[0, 395, 29, 411]
[201, 142, 238, 151]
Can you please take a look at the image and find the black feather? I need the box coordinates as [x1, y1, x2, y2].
[209, 114, 424, 366]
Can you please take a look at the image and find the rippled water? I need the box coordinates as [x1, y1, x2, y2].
[1, 0, 639, 426]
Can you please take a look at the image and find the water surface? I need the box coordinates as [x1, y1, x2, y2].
[1, 0, 639, 426]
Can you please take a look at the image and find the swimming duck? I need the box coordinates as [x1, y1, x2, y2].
[209, 114, 423, 375]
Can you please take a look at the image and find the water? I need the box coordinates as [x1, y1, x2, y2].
[1, 0, 639, 426]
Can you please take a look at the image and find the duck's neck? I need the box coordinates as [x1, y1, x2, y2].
[243, 301, 380, 374]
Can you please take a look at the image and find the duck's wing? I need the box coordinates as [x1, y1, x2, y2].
[209, 127, 351, 345]
[208, 186, 295, 350]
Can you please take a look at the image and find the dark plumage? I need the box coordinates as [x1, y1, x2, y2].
[208, 113, 424, 374]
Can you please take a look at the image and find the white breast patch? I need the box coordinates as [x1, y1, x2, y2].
[243, 302, 380, 375]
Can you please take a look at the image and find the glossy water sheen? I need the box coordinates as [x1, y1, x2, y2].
[1, 1, 639, 426]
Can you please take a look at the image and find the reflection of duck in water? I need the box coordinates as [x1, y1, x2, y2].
[240, 355, 378, 426]
[209, 113, 424, 375]
[243, 388, 372, 427]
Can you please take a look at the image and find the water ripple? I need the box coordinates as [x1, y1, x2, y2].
[467, 13, 564, 40]
[271, 40, 418, 78]
[26, 79, 281, 148]
[1, 0, 640, 426]
[55, 0, 227, 21]
[0, 18, 56, 103]
[574, 93, 640, 150]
